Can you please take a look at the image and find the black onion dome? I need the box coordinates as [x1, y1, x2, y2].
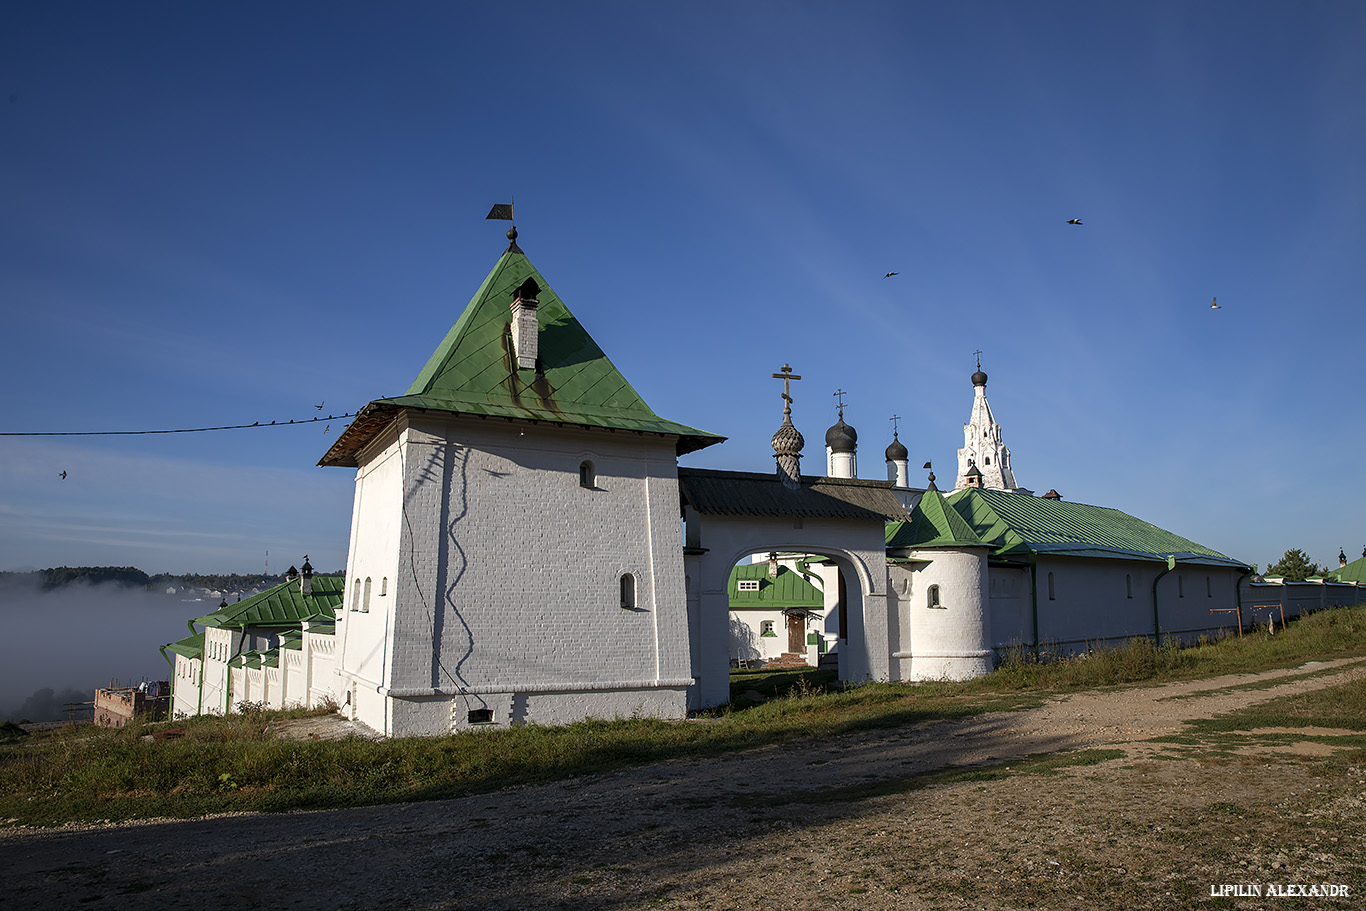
[885, 433, 908, 461]
[824, 415, 857, 453]
[971, 368, 988, 387]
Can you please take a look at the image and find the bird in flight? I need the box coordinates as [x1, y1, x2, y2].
[884, 271, 899, 279]
[1066, 218, 1083, 225]
[1210, 297, 1220, 309]
[323, 425, 331, 434]
[59, 471, 67, 480]
[315, 401, 325, 410]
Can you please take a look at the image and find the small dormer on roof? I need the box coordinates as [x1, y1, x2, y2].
[510, 277, 541, 370]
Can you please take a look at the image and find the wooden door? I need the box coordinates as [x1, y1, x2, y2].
[787, 613, 805, 654]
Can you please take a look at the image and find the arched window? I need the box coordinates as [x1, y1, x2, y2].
[984, 456, 990, 465]
[1126, 574, 1133, 599]
[380, 577, 388, 597]
[352, 579, 361, 612]
[363, 577, 372, 612]
[580, 460, 596, 489]
[927, 584, 942, 609]
[1047, 571, 1056, 600]
[619, 573, 636, 610]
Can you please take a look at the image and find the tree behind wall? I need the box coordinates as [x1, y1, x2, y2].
[1267, 548, 1325, 582]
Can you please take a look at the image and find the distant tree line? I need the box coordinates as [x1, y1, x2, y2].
[0, 566, 343, 593]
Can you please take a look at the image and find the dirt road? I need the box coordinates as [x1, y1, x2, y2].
[2, 659, 1363, 910]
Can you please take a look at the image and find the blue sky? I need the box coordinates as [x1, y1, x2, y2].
[3, 1, 1364, 576]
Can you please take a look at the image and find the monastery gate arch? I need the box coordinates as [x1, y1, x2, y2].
[678, 468, 906, 709]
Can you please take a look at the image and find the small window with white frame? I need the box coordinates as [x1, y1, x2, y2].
[737, 579, 760, 592]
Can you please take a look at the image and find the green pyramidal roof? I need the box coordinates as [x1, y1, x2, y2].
[321, 247, 723, 466]
[886, 489, 988, 549]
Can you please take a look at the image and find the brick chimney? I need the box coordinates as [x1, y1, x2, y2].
[510, 277, 541, 370]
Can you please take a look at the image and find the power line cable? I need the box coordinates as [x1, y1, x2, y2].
[0, 413, 357, 437]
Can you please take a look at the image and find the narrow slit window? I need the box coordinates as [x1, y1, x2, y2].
[352, 579, 361, 612]
[927, 584, 942, 609]
[1126, 574, 1133, 599]
[580, 460, 596, 489]
[620, 573, 636, 610]
[1206, 576, 1212, 598]
[363, 577, 372, 612]
[380, 577, 388, 596]
[1047, 572, 1056, 601]
[1178, 575, 1184, 598]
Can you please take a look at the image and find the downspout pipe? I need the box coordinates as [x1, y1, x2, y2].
[1028, 553, 1040, 655]
[1152, 556, 1176, 643]
[1234, 567, 1255, 632]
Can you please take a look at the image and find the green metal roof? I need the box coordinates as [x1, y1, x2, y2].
[320, 247, 723, 466]
[1327, 555, 1366, 583]
[943, 488, 1249, 568]
[195, 576, 343, 629]
[886, 488, 989, 549]
[728, 563, 824, 609]
[164, 632, 204, 660]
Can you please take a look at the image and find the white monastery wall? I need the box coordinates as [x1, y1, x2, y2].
[171, 654, 200, 720]
[338, 427, 404, 716]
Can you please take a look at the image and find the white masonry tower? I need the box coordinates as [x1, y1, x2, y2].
[953, 356, 1027, 494]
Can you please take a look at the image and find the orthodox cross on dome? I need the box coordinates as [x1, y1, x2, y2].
[889, 414, 901, 434]
[772, 364, 802, 416]
[973, 349, 983, 369]
[833, 388, 848, 415]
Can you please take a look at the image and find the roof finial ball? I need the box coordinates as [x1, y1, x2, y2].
[507, 226, 517, 244]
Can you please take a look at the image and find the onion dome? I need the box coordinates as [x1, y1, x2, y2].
[885, 431, 908, 461]
[771, 416, 804, 456]
[971, 367, 988, 387]
[824, 411, 857, 453]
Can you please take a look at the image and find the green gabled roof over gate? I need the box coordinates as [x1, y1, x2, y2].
[195, 576, 344, 629]
[941, 488, 1248, 568]
[320, 246, 723, 466]
[886, 488, 988, 549]
[728, 563, 824, 609]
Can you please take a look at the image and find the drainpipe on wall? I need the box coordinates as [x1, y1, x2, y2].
[158, 644, 176, 722]
[1234, 567, 1254, 633]
[1152, 556, 1176, 643]
[1027, 553, 1040, 655]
